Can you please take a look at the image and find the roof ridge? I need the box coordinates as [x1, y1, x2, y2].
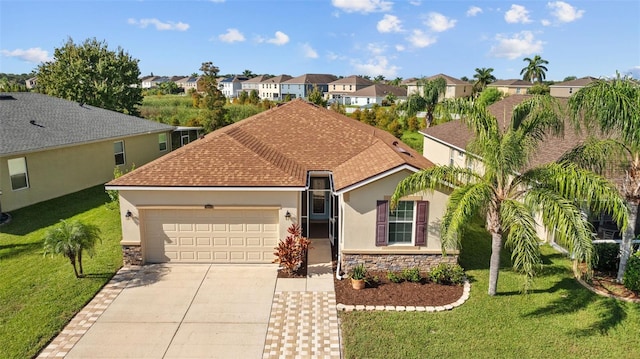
[226, 126, 306, 180]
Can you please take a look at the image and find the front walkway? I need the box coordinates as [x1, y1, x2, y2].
[262, 238, 341, 358]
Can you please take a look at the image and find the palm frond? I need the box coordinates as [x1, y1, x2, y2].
[559, 137, 630, 175]
[440, 182, 494, 251]
[499, 199, 542, 281]
[391, 165, 480, 208]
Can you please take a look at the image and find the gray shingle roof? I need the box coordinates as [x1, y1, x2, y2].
[0, 92, 174, 156]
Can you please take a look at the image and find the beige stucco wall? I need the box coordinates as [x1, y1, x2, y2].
[0, 132, 171, 212]
[117, 190, 299, 252]
[550, 87, 577, 98]
[341, 170, 451, 254]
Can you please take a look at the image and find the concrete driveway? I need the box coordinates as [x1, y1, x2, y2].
[65, 264, 278, 359]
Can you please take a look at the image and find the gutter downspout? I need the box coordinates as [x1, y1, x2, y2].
[335, 192, 344, 280]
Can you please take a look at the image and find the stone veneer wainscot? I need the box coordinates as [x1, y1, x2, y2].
[342, 253, 458, 274]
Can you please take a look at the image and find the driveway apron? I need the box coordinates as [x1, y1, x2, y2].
[53, 264, 277, 359]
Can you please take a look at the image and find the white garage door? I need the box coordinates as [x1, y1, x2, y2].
[144, 209, 279, 263]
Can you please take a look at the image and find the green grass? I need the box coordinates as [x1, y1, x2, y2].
[0, 186, 123, 359]
[400, 131, 424, 153]
[340, 220, 640, 359]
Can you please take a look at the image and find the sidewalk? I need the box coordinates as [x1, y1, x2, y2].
[262, 238, 341, 359]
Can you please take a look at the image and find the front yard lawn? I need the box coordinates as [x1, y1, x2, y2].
[0, 186, 123, 359]
[340, 221, 640, 358]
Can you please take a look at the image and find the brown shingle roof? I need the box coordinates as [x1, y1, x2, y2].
[550, 76, 598, 87]
[329, 75, 375, 86]
[283, 73, 338, 84]
[421, 95, 606, 169]
[488, 79, 533, 87]
[351, 84, 407, 97]
[109, 99, 432, 190]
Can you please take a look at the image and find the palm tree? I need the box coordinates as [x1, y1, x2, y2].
[472, 67, 496, 94]
[520, 55, 549, 83]
[43, 220, 101, 278]
[392, 96, 628, 295]
[565, 75, 640, 281]
[242, 69, 255, 78]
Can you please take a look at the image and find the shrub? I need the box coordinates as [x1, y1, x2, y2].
[593, 243, 620, 272]
[402, 267, 422, 283]
[273, 224, 311, 275]
[351, 263, 367, 280]
[429, 263, 466, 285]
[623, 251, 640, 292]
[387, 271, 403, 283]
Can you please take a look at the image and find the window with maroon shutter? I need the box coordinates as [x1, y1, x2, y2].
[414, 201, 429, 246]
[375, 200, 389, 246]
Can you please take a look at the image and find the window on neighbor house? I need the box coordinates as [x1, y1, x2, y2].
[114, 141, 125, 166]
[516, 88, 521, 94]
[376, 200, 428, 246]
[158, 133, 167, 151]
[8, 157, 29, 190]
[449, 148, 455, 166]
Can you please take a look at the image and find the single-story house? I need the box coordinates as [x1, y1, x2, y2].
[486, 79, 533, 95]
[420, 94, 636, 240]
[406, 74, 472, 99]
[0, 92, 175, 212]
[349, 84, 407, 107]
[106, 99, 457, 273]
[549, 76, 598, 98]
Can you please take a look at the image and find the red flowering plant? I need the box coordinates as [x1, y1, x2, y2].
[273, 223, 311, 275]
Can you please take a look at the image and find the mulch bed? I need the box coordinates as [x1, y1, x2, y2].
[587, 270, 639, 301]
[333, 271, 464, 307]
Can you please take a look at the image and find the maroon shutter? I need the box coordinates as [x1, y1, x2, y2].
[376, 200, 389, 246]
[415, 201, 429, 246]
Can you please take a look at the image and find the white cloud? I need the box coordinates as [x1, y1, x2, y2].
[541, 19, 551, 26]
[0, 47, 50, 63]
[267, 31, 289, 45]
[377, 14, 403, 33]
[547, 1, 584, 23]
[466, 6, 483, 17]
[407, 29, 437, 48]
[331, 0, 392, 14]
[625, 66, 640, 79]
[409, 1, 421, 5]
[367, 43, 387, 55]
[351, 56, 399, 78]
[395, 44, 405, 52]
[127, 18, 189, 31]
[210, 0, 225, 2]
[302, 43, 318, 59]
[505, 5, 532, 24]
[425, 12, 456, 32]
[489, 31, 544, 59]
[218, 28, 245, 43]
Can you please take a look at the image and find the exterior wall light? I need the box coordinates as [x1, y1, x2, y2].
[285, 211, 291, 220]
[125, 210, 132, 219]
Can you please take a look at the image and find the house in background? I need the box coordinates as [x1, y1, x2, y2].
[220, 75, 248, 98]
[140, 76, 170, 89]
[486, 79, 533, 95]
[349, 84, 407, 107]
[25, 77, 37, 89]
[107, 99, 457, 273]
[549, 76, 597, 98]
[281, 74, 338, 100]
[406, 74, 472, 99]
[175, 76, 202, 92]
[258, 74, 292, 101]
[326, 75, 375, 105]
[241, 75, 270, 95]
[0, 92, 175, 212]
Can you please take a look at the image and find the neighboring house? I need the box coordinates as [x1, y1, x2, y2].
[241, 75, 270, 94]
[406, 74, 471, 99]
[487, 79, 533, 95]
[420, 94, 633, 241]
[25, 77, 37, 89]
[258, 74, 292, 101]
[350, 84, 407, 107]
[281, 74, 338, 100]
[106, 99, 457, 273]
[326, 75, 375, 105]
[140, 76, 170, 89]
[0, 92, 175, 212]
[220, 76, 248, 98]
[549, 76, 598, 98]
[175, 76, 203, 93]
[171, 126, 203, 151]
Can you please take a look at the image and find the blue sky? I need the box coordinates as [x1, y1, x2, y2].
[1, 0, 638, 81]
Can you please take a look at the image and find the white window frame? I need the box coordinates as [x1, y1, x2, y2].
[114, 140, 125, 166]
[8, 157, 29, 191]
[158, 133, 168, 152]
[388, 201, 416, 245]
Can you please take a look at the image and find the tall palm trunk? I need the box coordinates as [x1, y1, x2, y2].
[617, 201, 638, 282]
[488, 231, 503, 296]
[78, 249, 84, 277]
